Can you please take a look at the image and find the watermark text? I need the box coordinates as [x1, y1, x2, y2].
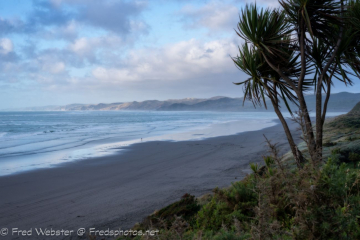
[0, 227, 159, 237]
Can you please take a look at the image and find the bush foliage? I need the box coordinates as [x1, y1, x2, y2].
[122, 147, 360, 240]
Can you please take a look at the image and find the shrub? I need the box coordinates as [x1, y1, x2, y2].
[349, 152, 360, 168]
[138, 193, 200, 230]
[130, 144, 360, 240]
[196, 177, 256, 231]
[195, 152, 360, 239]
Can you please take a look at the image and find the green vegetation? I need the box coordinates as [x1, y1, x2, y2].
[328, 102, 360, 129]
[135, 193, 201, 230]
[116, 106, 360, 240]
[322, 106, 360, 162]
[122, 151, 360, 239]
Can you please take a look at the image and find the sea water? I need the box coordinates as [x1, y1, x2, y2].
[0, 111, 345, 176]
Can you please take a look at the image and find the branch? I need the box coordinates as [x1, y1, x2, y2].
[319, 1, 344, 82]
[314, 0, 345, 158]
[321, 67, 336, 124]
[298, 17, 306, 89]
[262, 53, 298, 91]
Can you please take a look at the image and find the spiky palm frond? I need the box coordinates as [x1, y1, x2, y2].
[344, 0, 360, 74]
[308, 37, 354, 96]
[334, 29, 358, 85]
[233, 1, 358, 117]
[236, 5, 293, 58]
[232, 44, 301, 114]
[280, 0, 343, 42]
[348, 0, 360, 32]
[233, 4, 317, 114]
[232, 44, 269, 108]
[236, 4, 314, 81]
[295, 1, 360, 93]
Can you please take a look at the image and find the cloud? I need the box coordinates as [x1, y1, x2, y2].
[4, 37, 240, 89]
[0, 32, 128, 87]
[0, 38, 13, 55]
[239, 0, 280, 8]
[69, 38, 90, 54]
[179, 2, 239, 32]
[45, 62, 66, 74]
[29, 0, 148, 36]
[0, 18, 24, 36]
[66, 34, 125, 65]
[39, 20, 79, 41]
[178, 0, 280, 33]
[78, 0, 148, 35]
[16, 33, 124, 71]
[11, 35, 244, 94]
[28, 0, 75, 28]
[24, 37, 246, 104]
[0, 38, 18, 64]
[0, 0, 148, 40]
[91, 38, 239, 84]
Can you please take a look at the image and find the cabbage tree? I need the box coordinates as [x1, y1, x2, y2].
[233, 0, 360, 164]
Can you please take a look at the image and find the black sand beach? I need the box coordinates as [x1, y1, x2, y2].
[0, 120, 300, 239]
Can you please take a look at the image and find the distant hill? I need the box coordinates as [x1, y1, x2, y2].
[302, 92, 360, 112]
[6, 92, 360, 112]
[157, 92, 360, 113]
[158, 97, 248, 111]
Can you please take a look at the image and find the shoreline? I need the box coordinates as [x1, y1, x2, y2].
[0, 111, 344, 177]
[0, 117, 278, 177]
[0, 120, 300, 239]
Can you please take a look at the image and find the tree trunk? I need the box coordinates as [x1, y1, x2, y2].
[315, 1, 344, 163]
[322, 77, 332, 125]
[315, 77, 323, 162]
[297, 92, 318, 162]
[269, 96, 305, 168]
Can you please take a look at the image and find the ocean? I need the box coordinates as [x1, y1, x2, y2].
[0, 111, 345, 176]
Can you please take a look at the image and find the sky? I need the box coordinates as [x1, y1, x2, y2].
[0, 0, 359, 108]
